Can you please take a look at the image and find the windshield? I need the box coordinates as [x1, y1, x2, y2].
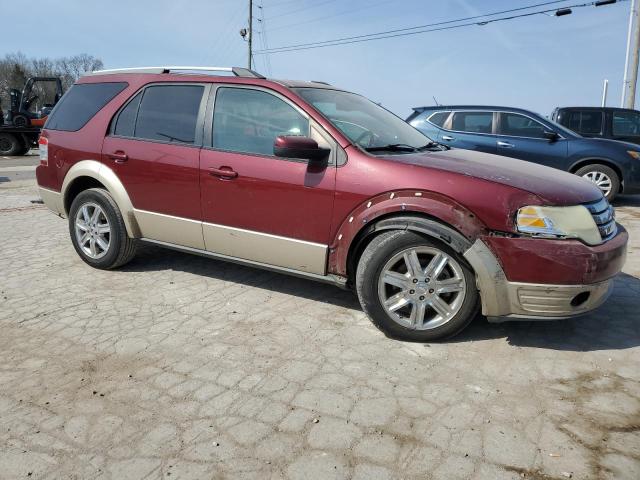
[293, 88, 432, 151]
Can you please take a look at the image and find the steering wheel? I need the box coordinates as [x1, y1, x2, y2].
[354, 129, 377, 147]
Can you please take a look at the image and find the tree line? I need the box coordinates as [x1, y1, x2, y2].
[0, 52, 103, 113]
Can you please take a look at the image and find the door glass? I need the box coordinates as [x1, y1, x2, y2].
[113, 92, 142, 137]
[428, 111, 450, 127]
[579, 111, 603, 135]
[451, 112, 493, 134]
[499, 113, 547, 139]
[212, 87, 309, 156]
[612, 111, 640, 136]
[134, 85, 204, 144]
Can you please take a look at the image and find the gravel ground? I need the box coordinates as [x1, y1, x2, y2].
[0, 177, 638, 480]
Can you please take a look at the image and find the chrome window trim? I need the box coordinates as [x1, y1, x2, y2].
[437, 109, 566, 140]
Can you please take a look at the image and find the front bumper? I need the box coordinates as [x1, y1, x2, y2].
[463, 234, 625, 321]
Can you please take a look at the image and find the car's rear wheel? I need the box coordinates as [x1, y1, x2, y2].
[69, 188, 137, 269]
[356, 230, 479, 341]
[0, 133, 21, 156]
[575, 164, 620, 202]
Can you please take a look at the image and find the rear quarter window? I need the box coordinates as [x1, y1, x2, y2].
[45, 82, 128, 132]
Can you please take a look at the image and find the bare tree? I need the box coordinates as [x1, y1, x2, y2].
[0, 52, 103, 114]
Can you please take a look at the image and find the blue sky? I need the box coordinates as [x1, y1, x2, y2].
[4, 0, 633, 117]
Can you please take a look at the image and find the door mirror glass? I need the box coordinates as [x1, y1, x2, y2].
[274, 135, 330, 162]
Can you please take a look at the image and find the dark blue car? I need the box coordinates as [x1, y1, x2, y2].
[407, 106, 640, 201]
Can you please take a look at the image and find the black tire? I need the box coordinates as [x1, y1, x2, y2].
[574, 164, 620, 202]
[68, 188, 137, 269]
[356, 230, 479, 342]
[16, 139, 30, 156]
[12, 114, 29, 127]
[0, 133, 21, 156]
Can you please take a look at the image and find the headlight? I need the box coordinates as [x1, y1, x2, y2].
[627, 150, 640, 160]
[516, 205, 601, 245]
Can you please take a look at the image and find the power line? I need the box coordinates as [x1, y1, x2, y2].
[264, 0, 341, 21]
[254, 0, 621, 54]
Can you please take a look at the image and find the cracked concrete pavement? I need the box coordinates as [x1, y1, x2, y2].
[0, 176, 639, 479]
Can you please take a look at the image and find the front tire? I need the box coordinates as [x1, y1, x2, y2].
[575, 164, 620, 202]
[356, 230, 479, 342]
[69, 188, 137, 269]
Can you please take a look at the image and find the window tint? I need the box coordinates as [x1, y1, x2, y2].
[213, 87, 309, 156]
[135, 85, 204, 144]
[428, 111, 449, 127]
[578, 111, 603, 135]
[45, 82, 127, 131]
[113, 92, 142, 137]
[499, 113, 547, 138]
[451, 112, 493, 133]
[612, 111, 640, 136]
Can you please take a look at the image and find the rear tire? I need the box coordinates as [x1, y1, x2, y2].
[69, 188, 137, 269]
[0, 133, 21, 156]
[356, 230, 479, 342]
[575, 164, 620, 202]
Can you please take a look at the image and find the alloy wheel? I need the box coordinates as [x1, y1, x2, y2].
[377, 246, 467, 330]
[74, 202, 111, 259]
[582, 171, 612, 197]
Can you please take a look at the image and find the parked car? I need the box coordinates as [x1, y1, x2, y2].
[36, 67, 627, 341]
[408, 105, 640, 201]
[551, 106, 640, 145]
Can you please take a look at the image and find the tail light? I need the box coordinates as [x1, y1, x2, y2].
[39, 136, 48, 165]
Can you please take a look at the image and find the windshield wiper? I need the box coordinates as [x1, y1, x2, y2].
[364, 143, 419, 152]
[417, 141, 450, 151]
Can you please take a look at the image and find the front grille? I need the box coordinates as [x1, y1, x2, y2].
[584, 197, 617, 241]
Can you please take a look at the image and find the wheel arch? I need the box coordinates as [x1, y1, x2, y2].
[327, 190, 488, 282]
[569, 158, 624, 192]
[61, 160, 141, 237]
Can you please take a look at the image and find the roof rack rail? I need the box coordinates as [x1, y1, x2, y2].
[87, 66, 266, 79]
[311, 80, 331, 85]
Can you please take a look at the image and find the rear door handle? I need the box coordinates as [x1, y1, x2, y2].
[441, 135, 455, 141]
[209, 167, 238, 179]
[107, 151, 128, 163]
[497, 141, 515, 148]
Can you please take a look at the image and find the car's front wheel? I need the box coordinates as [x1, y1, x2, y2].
[575, 164, 620, 202]
[68, 188, 137, 269]
[356, 230, 479, 341]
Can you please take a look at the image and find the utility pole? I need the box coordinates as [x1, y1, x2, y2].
[622, 0, 640, 108]
[602, 79, 609, 107]
[248, 0, 253, 70]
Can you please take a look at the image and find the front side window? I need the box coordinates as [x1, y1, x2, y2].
[613, 111, 640, 136]
[212, 87, 309, 156]
[46, 82, 127, 131]
[294, 88, 430, 151]
[451, 112, 493, 134]
[577, 111, 603, 135]
[134, 85, 204, 144]
[499, 113, 547, 139]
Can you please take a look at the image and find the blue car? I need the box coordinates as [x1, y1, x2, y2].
[407, 105, 640, 201]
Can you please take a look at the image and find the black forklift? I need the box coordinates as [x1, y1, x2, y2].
[0, 77, 64, 156]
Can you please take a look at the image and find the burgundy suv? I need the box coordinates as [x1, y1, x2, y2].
[36, 66, 627, 341]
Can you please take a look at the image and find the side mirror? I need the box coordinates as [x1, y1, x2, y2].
[274, 135, 330, 163]
[543, 130, 560, 142]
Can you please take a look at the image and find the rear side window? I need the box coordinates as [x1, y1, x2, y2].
[46, 82, 127, 131]
[427, 111, 450, 127]
[566, 110, 603, 135]
[134, 85, 204, 144]
[451, 112, 493, 133]
[113, 92, 142, 137]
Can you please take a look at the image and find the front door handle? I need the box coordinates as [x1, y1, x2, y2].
[497, 141, 515, 148]
[209, 167, 238, 179]
[107, 151, 128, 163]
[442, 135, 455, 141]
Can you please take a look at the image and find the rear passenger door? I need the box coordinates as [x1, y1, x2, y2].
[439, 111, 497, 154]
[496, 112, 568, 168]
[103, 83, 208, 249]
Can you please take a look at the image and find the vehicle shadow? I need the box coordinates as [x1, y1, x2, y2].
[613, 194, 640, 208]
[122, 244, 640, 352]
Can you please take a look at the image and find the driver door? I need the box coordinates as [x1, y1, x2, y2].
[199, 85, 337, 275]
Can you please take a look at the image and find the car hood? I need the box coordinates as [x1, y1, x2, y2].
[383, 148, 603, 205]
